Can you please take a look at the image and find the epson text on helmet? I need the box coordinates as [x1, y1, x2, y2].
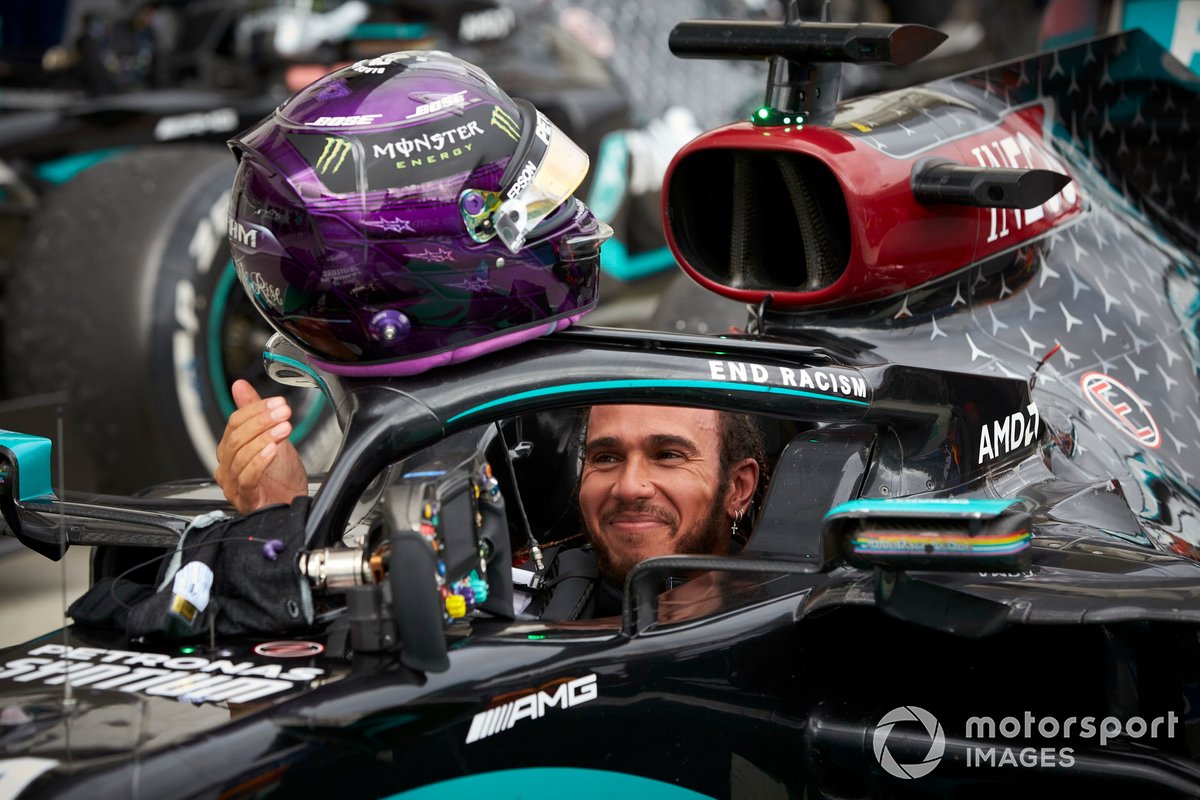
[507, 160, 538, 200]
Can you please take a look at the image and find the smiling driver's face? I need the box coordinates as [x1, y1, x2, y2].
[579, 405, 734, 584]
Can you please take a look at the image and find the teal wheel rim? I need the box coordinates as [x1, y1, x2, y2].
[207, 260, 327, 443]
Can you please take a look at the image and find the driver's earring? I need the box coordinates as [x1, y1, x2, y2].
[731, 507, 745, 540]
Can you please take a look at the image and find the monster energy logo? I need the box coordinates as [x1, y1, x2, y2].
[316, 137, 352, 174]
[491, 107, 520, 141]
[371, 121, 484, 160]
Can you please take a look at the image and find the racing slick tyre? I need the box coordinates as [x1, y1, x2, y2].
[3, 145, 338, 493]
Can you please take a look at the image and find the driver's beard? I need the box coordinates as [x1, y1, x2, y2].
[589, 493, 728, 586]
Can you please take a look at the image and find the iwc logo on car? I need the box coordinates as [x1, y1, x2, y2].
[1080, 371, 1161, 448]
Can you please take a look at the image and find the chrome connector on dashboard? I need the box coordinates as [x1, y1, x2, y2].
[300, 546, 374, 592]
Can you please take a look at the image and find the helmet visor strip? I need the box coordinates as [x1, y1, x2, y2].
[460, 108, 589, 253]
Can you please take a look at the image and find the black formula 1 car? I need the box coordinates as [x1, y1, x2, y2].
[2, 8, 1200, 799]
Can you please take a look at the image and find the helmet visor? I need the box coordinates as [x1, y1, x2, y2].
[461, 110, 589, 254]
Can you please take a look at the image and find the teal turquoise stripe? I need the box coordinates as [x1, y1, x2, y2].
[34, 148, 127, 184]
[350, 22, 429, 40]
[447, 379, 869, 424]
[211, 260, 328, 442]
[209, 261, 242, 420]
[828, 498, 1018, 518]
[1122, 1, 1198, 71]
[262, 352, 331, 401]
[600, 241, 680, 281]
[262, 354, 331, 442]
[0, 430, 54, 501]
[384, 767, 713, 799]
[587, 132, 628, 221]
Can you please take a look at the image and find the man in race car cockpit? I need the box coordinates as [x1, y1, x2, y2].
[557, 403, 763, 617]
[219, 50, 765, 618]
[216, 384, 765, 619]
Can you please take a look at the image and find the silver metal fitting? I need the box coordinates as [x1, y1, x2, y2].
[300, 547, 372, 592]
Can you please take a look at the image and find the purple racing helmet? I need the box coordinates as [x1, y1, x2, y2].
[227, 50, 610, 376]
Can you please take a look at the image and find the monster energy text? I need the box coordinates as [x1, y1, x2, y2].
[372, 121, 485, 162]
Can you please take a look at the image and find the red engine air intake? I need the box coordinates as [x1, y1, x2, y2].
[661, 95, 1084, 310]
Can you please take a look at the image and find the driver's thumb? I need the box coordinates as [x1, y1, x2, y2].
[231, 379, 263, 410]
